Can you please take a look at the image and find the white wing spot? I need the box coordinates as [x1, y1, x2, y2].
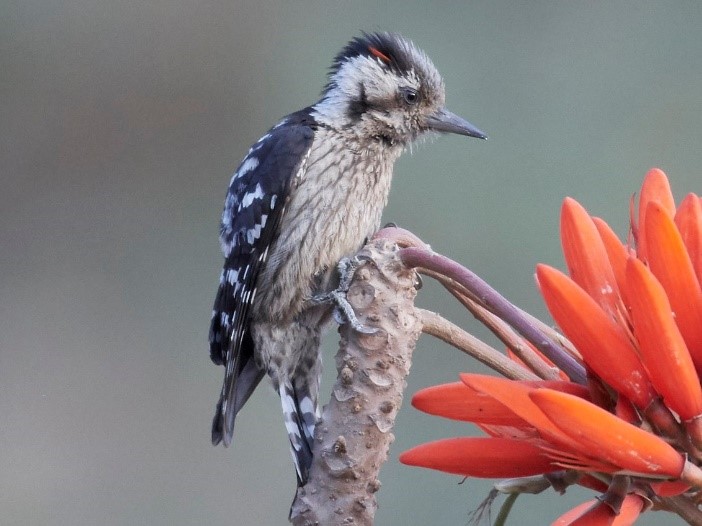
[239, 183, 265, 210]
[234, 157, 259, 180]
[246, 222, 264, 244]
[221, 240, 233, 258]
[225, 268, 239, 286]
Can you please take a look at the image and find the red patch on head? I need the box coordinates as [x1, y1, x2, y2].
[368, 46, 391, 63]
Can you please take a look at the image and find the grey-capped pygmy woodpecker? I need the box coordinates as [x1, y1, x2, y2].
[209, 31, 486, 484]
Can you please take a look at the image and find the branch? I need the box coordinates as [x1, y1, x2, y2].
[655, 494, 702, 526]
[418, 308, 538, 381]
[399, 246, 587, 384]
[423, 270, 561, 381]
[290, 239, 422, 525]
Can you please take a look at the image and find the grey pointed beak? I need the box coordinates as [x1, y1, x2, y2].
[425, 108, 487, 139]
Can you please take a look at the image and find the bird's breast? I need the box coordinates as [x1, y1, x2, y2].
[255, 131, 400, 323]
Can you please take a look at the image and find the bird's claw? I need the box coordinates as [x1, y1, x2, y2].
[335, 254, 371, 291]
[312, 255, 378, 334]
[330, 290, 378, 334]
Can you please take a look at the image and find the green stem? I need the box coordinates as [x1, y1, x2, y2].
[494, 493, 519, 526]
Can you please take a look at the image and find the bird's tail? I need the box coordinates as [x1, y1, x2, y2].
[280, 382, 318, 485]
[211, 332, 265, 447]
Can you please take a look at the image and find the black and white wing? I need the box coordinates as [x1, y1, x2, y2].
[209, 109, 315, 446]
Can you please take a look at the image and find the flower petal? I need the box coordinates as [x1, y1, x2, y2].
[578, 475, 610, 493]
[460, 373, 582, 451]
[476, 423, 540, 440]
[674, 193, 702, 294]
[552, 495, 645, 526]
[615, 396, 640, 426]
[551, 500, 598, 526]
[636, 168, 676, 262]
[560, 198, 620, 318]
[614, 495, 647, 526]
[644, 200, 702, 371]
[399, 437, 557, 478]
[536, 264, 655, 408]
[566, 500, 616, 526]
[624, 256, 702, 421]
[461, 373, 571, 444]
[540, 444, 623, 474]
[412, 380, 590, 427]
[649, 480, 690, 497]
[530, 389, 685, 477]
[592, 216, 633, 323]
[411, 382, 530, 426]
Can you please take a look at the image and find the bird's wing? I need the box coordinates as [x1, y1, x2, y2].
[209, 110, 315, 446]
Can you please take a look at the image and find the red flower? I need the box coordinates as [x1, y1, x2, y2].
[399, 437, 557, 478]
[401, 169, 702, 524]
[552, 494, 646, 526]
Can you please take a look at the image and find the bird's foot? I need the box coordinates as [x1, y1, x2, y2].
[311, 256, 377, 334]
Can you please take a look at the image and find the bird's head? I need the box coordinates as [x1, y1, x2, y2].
[313, 32, 486, 148]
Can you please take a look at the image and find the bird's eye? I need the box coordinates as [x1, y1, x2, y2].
[400, 87, 420, 105]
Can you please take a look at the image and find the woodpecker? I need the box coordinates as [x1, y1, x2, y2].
[209, 32, 486, 484]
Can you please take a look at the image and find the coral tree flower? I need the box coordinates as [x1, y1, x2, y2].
[399, 437, 557, 478]
[552, 494, 645, 526]
[401, 169, 702, 525]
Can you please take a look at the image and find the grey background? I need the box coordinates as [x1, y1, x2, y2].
[3, 1, 701, 524]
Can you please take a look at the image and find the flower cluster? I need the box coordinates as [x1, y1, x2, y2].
[400, 169, 702, 524]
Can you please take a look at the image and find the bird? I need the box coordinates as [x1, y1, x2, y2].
[209, 31, 486, 485]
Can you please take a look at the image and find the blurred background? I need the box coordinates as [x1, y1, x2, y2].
[3, 1, 702, 524]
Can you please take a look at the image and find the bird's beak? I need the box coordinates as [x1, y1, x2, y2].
[425, 108, 487, 139]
